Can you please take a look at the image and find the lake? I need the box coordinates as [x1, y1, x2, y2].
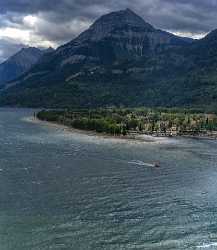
[0, 108, 217, 250]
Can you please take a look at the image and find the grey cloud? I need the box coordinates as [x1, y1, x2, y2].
[1, 0, 217, 33]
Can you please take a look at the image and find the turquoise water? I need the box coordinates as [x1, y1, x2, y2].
[0, 109, 217, 249]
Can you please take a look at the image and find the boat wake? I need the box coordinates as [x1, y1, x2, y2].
[128, 160, 155, 167]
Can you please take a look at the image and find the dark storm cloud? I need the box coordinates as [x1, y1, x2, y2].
[1, 0, 217, 32]
[1, 0, 217, 62]
[150, 0, 217, 33]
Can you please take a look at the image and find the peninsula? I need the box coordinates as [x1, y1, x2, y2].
[37, 108, 217, 139]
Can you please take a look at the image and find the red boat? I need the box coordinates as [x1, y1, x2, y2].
[154, 162, 161, 168]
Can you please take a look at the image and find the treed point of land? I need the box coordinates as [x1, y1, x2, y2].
[37, 108, 217, 138]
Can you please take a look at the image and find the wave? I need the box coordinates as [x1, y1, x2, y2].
[197, 242, 217, 248]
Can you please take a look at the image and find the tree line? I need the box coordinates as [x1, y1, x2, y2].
[37, 108, 217, 136]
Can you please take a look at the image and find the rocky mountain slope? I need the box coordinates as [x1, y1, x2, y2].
[23, 9, 191, 82]
[0, 47, 53, 86]
[1, 9, 217, 110]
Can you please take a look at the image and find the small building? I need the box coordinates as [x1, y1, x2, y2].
[166, 126, 179, 136]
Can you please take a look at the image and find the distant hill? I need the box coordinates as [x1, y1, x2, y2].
[1, 9, 217, 111]
[0, 47, 53, 86]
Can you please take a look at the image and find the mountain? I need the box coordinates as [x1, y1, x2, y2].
[1, 9, 217, 110]
[0, 47, 53, 86]
[27, 9, 191, 78]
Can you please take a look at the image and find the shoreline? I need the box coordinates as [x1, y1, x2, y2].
[24, 116, 169, 143]
[24, 116, 217, 142]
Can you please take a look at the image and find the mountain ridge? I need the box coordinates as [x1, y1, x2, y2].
[0, 9, 217, 110]
[18, 8, 192, 82]
[0, 47, 54, 86]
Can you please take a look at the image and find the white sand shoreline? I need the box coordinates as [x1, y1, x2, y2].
[24, 116, 217, 143]
[23, 116, 172, 144]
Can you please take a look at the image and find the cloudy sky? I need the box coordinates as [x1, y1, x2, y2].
[0, 0, 217, 62]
